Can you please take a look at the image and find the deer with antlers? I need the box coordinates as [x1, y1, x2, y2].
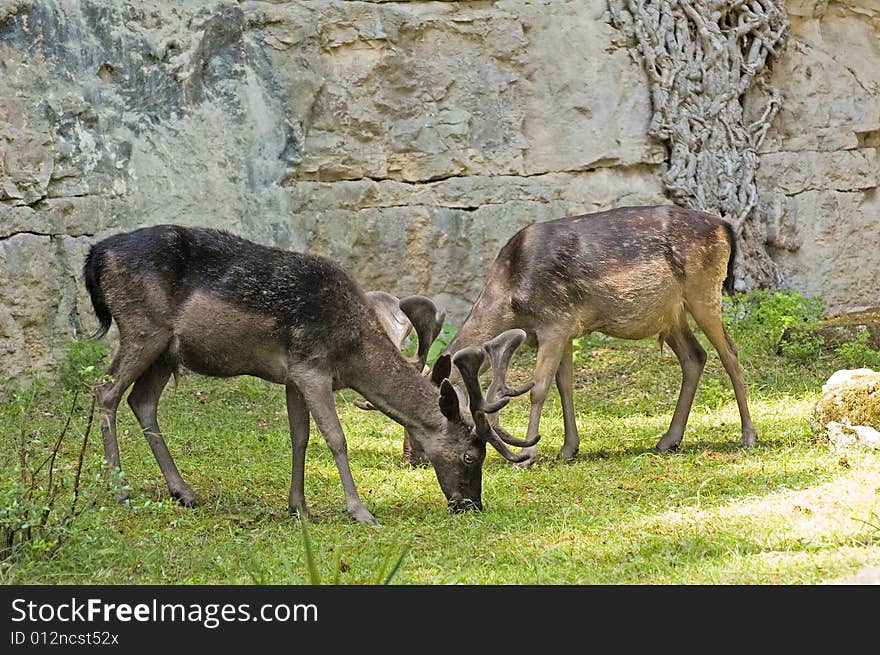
[403, 205, 758, 467]
[83, 225, 536, 523]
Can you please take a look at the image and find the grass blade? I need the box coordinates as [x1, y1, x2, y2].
[299, 519, 321, 585]
[331, 543, 344, 585]
[381, 545, 410, 585]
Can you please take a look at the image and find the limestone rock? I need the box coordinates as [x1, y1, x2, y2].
[815, 368, 880, 430]
[817, 309, 880, 350]
[0, 233, 78, 381]
[1, 0, 879, 380]
[822, 368, 880, 394]
[0, 124, 54, 205]
[825, 421, 880, 450]
[758, 9, 880, 153]
[781, 308, 880, 354]
[758, 149, 878, 196]
[765, 189, 880, 313]
[757, 3, 880, 314]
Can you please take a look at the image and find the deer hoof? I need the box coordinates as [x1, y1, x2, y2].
[513, 446, 538, 469]
[349, 506, 379, 525]
[172, 487, 198, 508]
[557, 446, 579, 462]
[741, 427, 758, 448]
[655, 433, 682, 453]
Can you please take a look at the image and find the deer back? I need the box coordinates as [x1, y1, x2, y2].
[85, 225, 375, 381]
[461, 205, 734, 342]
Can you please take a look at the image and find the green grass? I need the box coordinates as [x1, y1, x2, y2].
[2, 328, 879, 585]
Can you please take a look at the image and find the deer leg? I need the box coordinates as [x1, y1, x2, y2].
[285, 384, 312, 518]
[688, 303, 758, 447]
[402, 429, 428, 467]
[96, 331, 170, 501]
[555, 340, 580, 461]
[298, 374, 377, 524]
[127, 360, 196, 507]
[517, 332, 569, 468]
[656, 321, 707, 452]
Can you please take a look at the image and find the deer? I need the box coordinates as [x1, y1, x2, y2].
[401, 204, 758, 467]
[82, 224, 537, 523]
[364, 290, 414, 351]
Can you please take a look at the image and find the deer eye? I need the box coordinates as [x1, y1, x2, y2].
[462, 453, 475, 465]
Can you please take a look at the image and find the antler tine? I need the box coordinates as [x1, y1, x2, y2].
[399, 296, 445, 371]
[452, 345, 540, 459]
[483, 430, 535, 463]
[483, 329, 536, 403]
[491, 423, 540, 448]
[452, 347, 510, 417]
[481, 329, 540, 448]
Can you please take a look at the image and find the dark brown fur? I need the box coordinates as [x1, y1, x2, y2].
[84, 225, 514, 522]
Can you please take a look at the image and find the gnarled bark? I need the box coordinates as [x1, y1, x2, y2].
[608, 0, 789, 289]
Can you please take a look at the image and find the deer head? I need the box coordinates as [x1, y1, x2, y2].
[386, 301, 536, 511]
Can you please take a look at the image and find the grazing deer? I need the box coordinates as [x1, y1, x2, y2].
[82, 225, 536, 523]
[404, 205, 757, 467]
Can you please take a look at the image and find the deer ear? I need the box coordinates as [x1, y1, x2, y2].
[430, 354, 452, 387]
[399, 295, 445, 371]
[365, 290, 413, 350]
[438, 379, 461, 422]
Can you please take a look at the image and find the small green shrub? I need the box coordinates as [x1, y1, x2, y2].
[834, 330, 880, 369]
[1, 367, 108, 566]
[780, 330, 826, 363]
[58, 339, 109, 389]
[402, 323, 458, 366]
[724, 289, 826, 361]
[698, 376, 730, 409]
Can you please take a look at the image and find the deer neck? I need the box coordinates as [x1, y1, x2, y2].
[442, 286, 513, 384]
[347, 331, 444, 435]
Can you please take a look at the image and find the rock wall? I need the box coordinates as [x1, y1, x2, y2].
[757, 1, 880, 310]
[0, 0, 877, 380]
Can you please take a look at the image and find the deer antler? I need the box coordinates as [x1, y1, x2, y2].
[452, 334, 540, 462]
[482, 329, 538, 448]
[365, 290, 413, 350]
[483, 329, 535, 401]
[452, 346, 510, 416]
[358, 294, 445, 411]
[355, 291, 421, 411]
[399, 295, 446, 372]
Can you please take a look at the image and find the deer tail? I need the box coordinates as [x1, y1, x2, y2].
[83, 246, 112, 339]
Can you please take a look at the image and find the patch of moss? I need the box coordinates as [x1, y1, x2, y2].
[815, 370, 880, 429]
